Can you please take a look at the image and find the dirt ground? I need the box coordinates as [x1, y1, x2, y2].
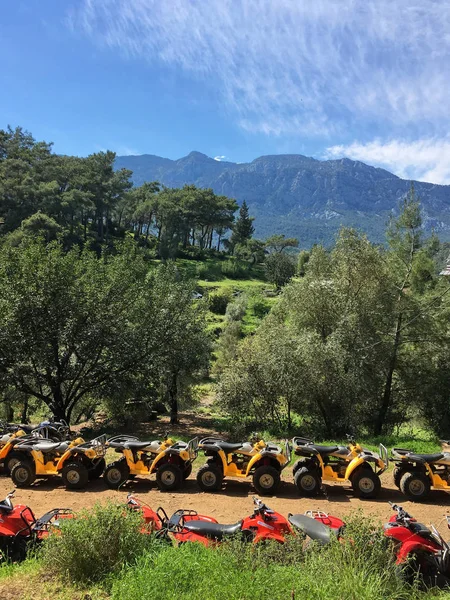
[1, 468, 450, 535]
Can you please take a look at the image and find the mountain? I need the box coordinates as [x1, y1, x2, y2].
[115, 151, 450, 246]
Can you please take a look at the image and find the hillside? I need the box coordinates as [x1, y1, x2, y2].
[116, 152, 450, 246]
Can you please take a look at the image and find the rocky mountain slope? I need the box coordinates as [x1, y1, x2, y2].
[115, 151, 450, 246]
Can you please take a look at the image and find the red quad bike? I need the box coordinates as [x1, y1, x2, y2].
[0, 490, 73, 562]
[156, 497, 346, 547]
[384, 501, 450, 587]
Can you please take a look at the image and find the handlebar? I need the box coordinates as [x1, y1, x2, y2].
[389, 501, 412, 521]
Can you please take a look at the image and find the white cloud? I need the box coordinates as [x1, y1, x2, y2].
[69, 1, 450, 138]
[325, 138, 450, 185]
[117, 146, 140, 156]
[214, 155, 226, 162]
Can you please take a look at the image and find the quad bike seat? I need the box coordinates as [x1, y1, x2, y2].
[288, 514, 331, 545]
[184, 520, 243, 540]
[393, 448, 444, 463]
[31, 441, 69, 454]
[124, 441, 158, 451]
[202, 440, 244, 452]
[296, 444, 339, 456]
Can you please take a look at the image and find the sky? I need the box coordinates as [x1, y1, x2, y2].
[2, 1, 450, 183]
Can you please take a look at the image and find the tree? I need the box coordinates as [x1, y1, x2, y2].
[0, 239, 210, 423]
[230, 201, 254, 250]
[264, 252, 296, 288]
[265, 234, 299, 253]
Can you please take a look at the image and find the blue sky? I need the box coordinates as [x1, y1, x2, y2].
[2, 1, 450, 183]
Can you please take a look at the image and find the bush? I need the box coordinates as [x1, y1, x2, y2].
[225, 296, 247, 322]
[208, 288, 232, 314]
[196, 261, 223, 281]
[265, 252, 296, 288]
[41, 502, 155, 584]
[221, 260, 250, 279]
[248, 294, 271, 319]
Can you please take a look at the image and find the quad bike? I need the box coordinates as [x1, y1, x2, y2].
[154, 496, 345, 547]
[103, 434, 198, 491]
[384, 501, 450, 586]
[292, 435, 388, 498]
[196, 437, 291, 495]
[392, 441, 450, 501]
[0, 421, 72, 475]
[0, 490, 73, 561]
[9, 434, 107, 490]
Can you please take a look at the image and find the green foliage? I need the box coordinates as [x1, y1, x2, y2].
[265, 233, 299, 253]
[264, 252, 296, 288]
[230, 200, 255, 250]
[208, 288, 233, 314]
[112, 516, 419, 600]
[225, 296, 247, 322]
[220, 259, 251, 279]
[297, 249, 310, 275]
[41, 503, 155, 584]
[0, 238, 210, 423]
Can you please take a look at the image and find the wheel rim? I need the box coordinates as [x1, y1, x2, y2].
[15, 467, 29, 484]
[359, 476, 375, 493]
[202, 471, 217, 487]
[66, 470, 81, 484]
[409, 479, 425, 495]
[301, 474, 316, 491]
[107, 468, 123, 485]
[161, 470, 175, 485]
[259, 473, 275, 489]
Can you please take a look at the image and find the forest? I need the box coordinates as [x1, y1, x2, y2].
[1, 125, 450, 440]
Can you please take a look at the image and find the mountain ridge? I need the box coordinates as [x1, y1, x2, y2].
[115, 151, 450, 246]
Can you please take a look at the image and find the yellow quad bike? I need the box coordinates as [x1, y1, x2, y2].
[392, 440, 450, 501]
[0, 429, 31, 474]
[292, 435, 388, 499]
[196, 437, 291, 495]
[9, 435, 107, 490]
[103, 434, 198, 491]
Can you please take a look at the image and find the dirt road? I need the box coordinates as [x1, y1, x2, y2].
[1, 469, 449, 532]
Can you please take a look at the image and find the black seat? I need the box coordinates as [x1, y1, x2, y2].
[124, 441, 155, 450]
[216, 442, 245, 452]
[408, 453, 444, 463]
[33, 441, 69, 453]
[296, 444, 339, 456]
[184, 520, 243, 540]
[410, 522, 434, 538]
[288, 514, 331, 545]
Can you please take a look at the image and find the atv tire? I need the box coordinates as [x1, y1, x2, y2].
[89, 458, 106, 481]
[253, 465, 281, 495]
[156, 464, 183, 491]
[292, 460, 305, 476]
[104, 459, 130, 489]
[400, 471, 430, 501]
[294, 466, 321, 497]
[11, 461, 36, 488]
[62, 462, 89, 490]
[5, 451, 26, 475]
[393, 467, 406, 489]
[197, 463, 223, 492]
[352, 468, 381, 499]
[183, 463, 193, 480]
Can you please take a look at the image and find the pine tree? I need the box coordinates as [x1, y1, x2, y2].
[230, 200, 254, 249]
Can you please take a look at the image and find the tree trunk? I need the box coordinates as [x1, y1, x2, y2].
[169, 373, 178, 424]
[217, 233, 222, 252]
[20, 399, 29, 424]
[374, 312, 403, 435]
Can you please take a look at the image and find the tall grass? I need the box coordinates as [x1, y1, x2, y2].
[111, 517, 428, 600]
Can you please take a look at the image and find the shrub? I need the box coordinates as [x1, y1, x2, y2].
[208, 288, 232, 314]
[225, 296, 247, 322]
[196, 261, 222, 281]
[265, 252, 296, 288]
[221, 260, 250, 279]
[248, 294, 271, 319]
[41, 502, 155, 584]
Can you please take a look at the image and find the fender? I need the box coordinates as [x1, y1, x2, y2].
[55, 448, 76, 471]
[254, 531, 286, 544]
[245, 453, 268, 476]
[344, 456, 366, 481]
[150, 448, 183, 473]
[396, 539, 439, 564]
